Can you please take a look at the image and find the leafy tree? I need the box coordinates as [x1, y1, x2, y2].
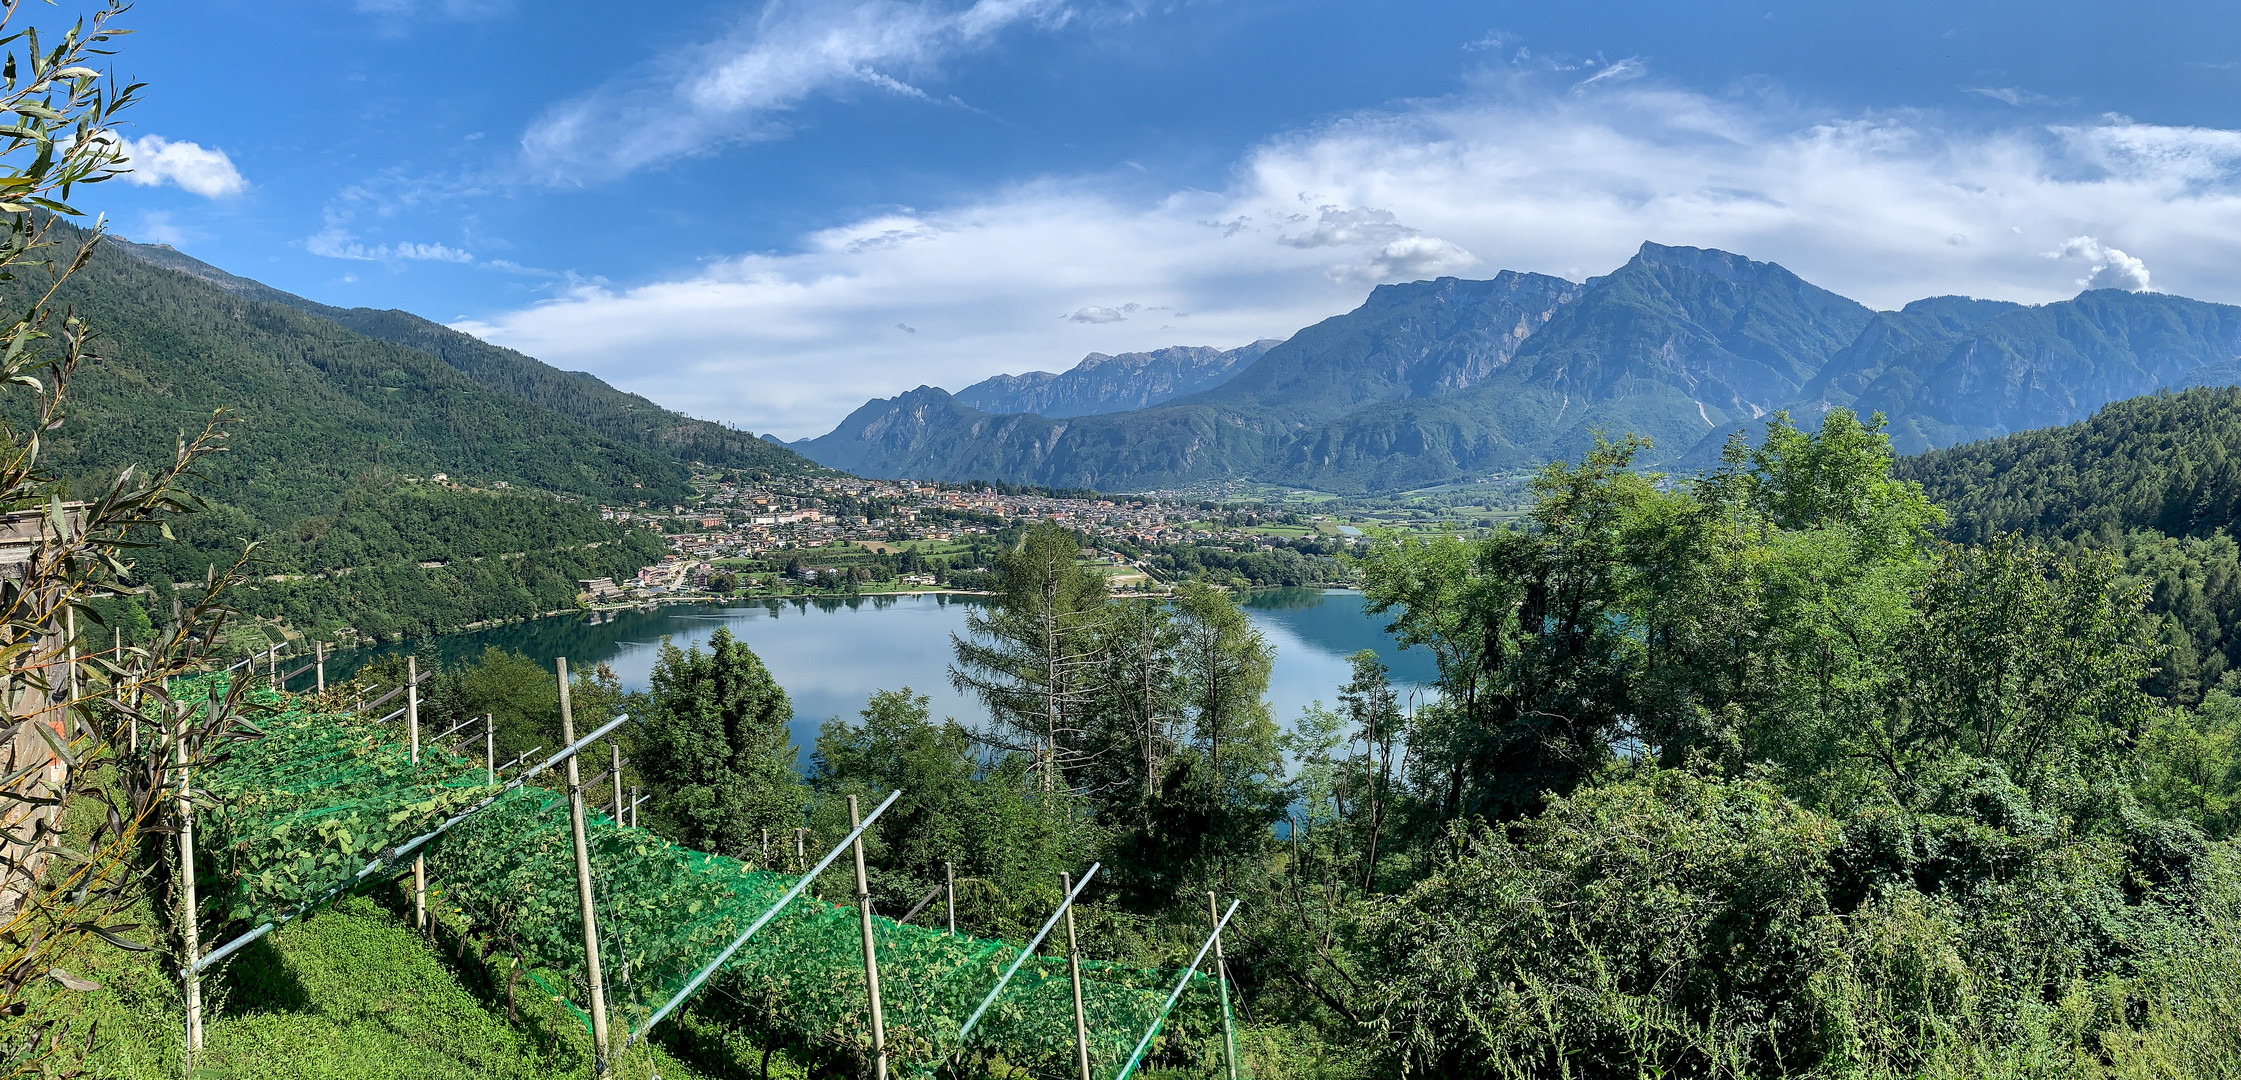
[2136, 691, 2241, 838]
[636, 628, 804, 854]
[808, 687, 1086, 934]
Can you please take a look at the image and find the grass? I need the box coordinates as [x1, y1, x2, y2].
[29, 760, 808, 1080]
[63, 890, 735, 1080]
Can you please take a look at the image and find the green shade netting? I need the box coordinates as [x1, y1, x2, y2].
[189, 679, 1216, 1077]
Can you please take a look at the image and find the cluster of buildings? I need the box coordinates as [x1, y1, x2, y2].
[578, 473, 1360, 603]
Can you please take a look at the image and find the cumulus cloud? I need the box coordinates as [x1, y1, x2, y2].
[2051, 236, 2155, 291]
[1279, 206, 1415, 248]
[116, 136, 246, 198]
[1065, 304, 1136, 323]
[454, 72, 2241, 438]
[1348, 236, 1479, 282]
[522, 0, 1068, 179]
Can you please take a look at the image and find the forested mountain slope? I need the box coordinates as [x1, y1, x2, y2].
[1899, 386, 2241, 702]
[113, 237, 822, 479]
[799, 243, 2241, 493]
[953, 339, 1281, 417]
[28, 228, 692, 511]
[1, 229, 697, 643]
[1900, 386, 2241, 544]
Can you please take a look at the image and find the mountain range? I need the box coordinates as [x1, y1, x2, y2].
[953, 340, 1282, 417]
[793, 243, 2241, 493]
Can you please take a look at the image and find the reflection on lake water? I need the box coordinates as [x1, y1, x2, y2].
[333, 589, 1436, 757]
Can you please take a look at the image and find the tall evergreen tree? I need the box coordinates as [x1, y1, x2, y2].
[949, 522, 1109, 791]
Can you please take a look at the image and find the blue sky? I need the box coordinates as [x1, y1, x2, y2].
[92, 0, 2241, 437]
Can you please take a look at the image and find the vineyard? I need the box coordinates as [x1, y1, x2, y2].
[186, 678, 1226, 1077]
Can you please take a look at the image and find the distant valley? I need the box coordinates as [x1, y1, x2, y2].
[793, 242, 2241, 494]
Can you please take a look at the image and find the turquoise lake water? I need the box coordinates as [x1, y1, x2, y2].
[331, 588, 1438, 755]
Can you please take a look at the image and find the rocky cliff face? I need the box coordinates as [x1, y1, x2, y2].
[953, 339, 1281, 418]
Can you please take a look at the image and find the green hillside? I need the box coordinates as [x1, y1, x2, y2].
[1900, 386, 2241, 544]
[0, 227, 723, 644]
[114, 237, 821, 480]
[1899, 386, 2241, 701]
[24, 226, 692, 512]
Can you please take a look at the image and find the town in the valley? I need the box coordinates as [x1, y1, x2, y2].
[580, 472, 1378, 602]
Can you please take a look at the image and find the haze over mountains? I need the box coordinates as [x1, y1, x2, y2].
[794, 242, 2241, 494]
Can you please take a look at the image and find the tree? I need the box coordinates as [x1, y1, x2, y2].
[809, 687, 1085, 932]
[1110, 581, 1283, 901]
[949, 522, 1108, 791]
[1087, 597, 1180, 815]
[1172, 580, 1275, 792]
[1337, 650, 1403, 891]
[636, 628, 804, 853]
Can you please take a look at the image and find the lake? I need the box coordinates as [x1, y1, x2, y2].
[330, 588, 1438, 756]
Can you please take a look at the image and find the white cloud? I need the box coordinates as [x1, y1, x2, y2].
[454, 71, 2241, 439]
[521, 0, 1068, 180]
[308, 230, 476, 264]
[1065, 305, 1133, 323]
[1573, 57, 1646, 90]
[2050, 236, 2155, 291]
[1967, 86, 2057, 107]
[116, 136, 245, 198]
[1279, 206, 1415, 248]
[1348, 236, 1479, 282]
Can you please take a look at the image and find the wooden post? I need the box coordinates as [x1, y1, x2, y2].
[1064, 872, 1091, 1080]
[795, 827, 806, 870]
[945, 861, 955, 935]
[63, 607, 75, 743]
[611, 743, 623, 821]
[485, 716, 496, 785]
[408, 657, 425, 932]
[177, 709, 203, 1054]
[560, 658, 612, 1073]
[849, 795, 890, 1080]
[1210, 891, 1237, 1080]
[630, 787, 640, 829]
[268, 644, 277, 685]
[315, 641, 325, 695]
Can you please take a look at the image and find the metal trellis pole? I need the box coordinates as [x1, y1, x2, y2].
[1065, 872, 1091, 1080]
[623, 789, 902, 1047]
[1115, 899, 1240, 1080]
[1211, 890, 1237, 1080]
[953, 863, 1100, 1052]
